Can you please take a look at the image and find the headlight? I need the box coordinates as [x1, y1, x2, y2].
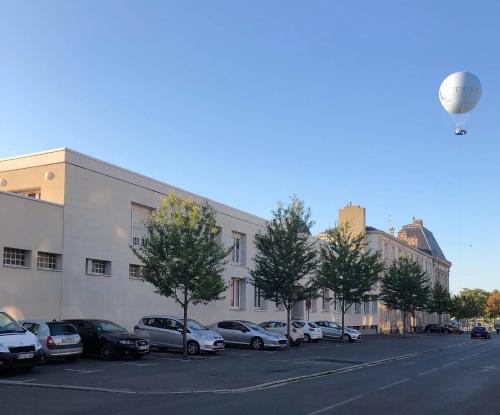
[119, 340, 135, 345]
[0, 342, 9, 353]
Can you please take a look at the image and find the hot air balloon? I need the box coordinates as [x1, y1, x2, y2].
[439, 71, 481, 135]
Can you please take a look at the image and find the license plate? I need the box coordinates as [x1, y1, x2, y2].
[61, 338, 76, 344]
[17, 353, 34, 360]
[138, 346, 148, 351]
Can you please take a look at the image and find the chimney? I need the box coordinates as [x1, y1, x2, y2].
[389, 227, 395, 236]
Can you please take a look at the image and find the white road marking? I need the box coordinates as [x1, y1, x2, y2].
[418, 368, 438, 376]
[306, 395, 364, 415]
[122, 363, 157, 367]
[64, 369, 104, 374]
[378, 378, 411, 390]
[8, 378, 36, 383]
[441, 360, 457, 369]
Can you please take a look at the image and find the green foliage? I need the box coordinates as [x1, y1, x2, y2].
[313, 223, 385, 335]
[250, 196, 318, 342]
[133, 193, 230, 355]
[380, 255, 429, 335]
[427, 281, 452, 321]
[485, 290, 500, 319]
[450, 288, 489, 321]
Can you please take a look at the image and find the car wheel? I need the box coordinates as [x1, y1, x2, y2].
[187, 341, 200, 355]
[250, 337, 264, 351]
[304, 333, 311, 343]
[100, 343, 116, 361]
[342, 334, 351, 343]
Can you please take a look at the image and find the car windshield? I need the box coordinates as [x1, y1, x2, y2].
[294, 321, 305, 327]
[187, 319, 208, 331]
[307, 322, 319, 328]
[48, 323, 78, 336]
[0, 312, 26, 334]
[94, 321, 127, 333]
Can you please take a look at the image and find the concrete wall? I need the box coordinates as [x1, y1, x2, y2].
[0, 192, 63, 320]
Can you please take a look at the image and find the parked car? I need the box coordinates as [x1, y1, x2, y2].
[259, 321, 304, 346]
[443, 324, 463, 334]
[208, 320, 288, 350]
[471, 326, 491, 339]
[424, 324, 449, 334]
[21, 320, 82, 361]
[314, 321, 361, 342]
[292, 320, 323, 343]
[495, 319, 500, 334]
[65, 319, 150, 360]
[0, 309, 43, 371]
[134, 315, 224, 355]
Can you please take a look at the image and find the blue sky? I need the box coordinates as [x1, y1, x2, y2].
[1, 1, 498, 293]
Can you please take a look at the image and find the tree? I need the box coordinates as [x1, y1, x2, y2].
[460, 288, 489, 320]
[485, 290, 500, 319]
[313, 223, 385, 340]
[133, 193, 230, 357]
[380, 256, 429, 336]
[250, 197, 318, 346]
[427, 281, 452, 324]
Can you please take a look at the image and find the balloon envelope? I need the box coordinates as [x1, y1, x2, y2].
[439, 71, 481, 115]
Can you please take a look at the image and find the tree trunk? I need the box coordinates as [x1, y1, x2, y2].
[402, 311, 407, 336]
[286, 306, 291, 348]
[341, 307, 346, 339]
[182, 289, 188, 358]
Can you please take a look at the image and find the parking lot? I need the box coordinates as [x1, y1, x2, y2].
[0, 334, 480, 394]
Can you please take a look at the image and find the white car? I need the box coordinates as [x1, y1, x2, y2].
[0, 309, 44, 372]
[292, 320, 323, 343]
[259, 321, 304, 346]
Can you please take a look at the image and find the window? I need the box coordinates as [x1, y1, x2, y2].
[391, 246, 396, 261]
[231, 232, 245, 265]
[230, 278, 245, 309]
[322, 288, 330, 311]
[129, 264, 143, 280]
[131, 203, 153, 246]
[363, 302, 370, 313]
[333, 294, 339, 312]
[3, 247, 30, 267]
[310, 298, 317, 313]
[13, 189, 41, 199]
[372, 300, 378, 314]
[383, 242, 388, 260]
[254, 286, 266, 309]
[86, 259, 111, 276]
[37, 252, 60, 270]
[354, 302, 361, 313]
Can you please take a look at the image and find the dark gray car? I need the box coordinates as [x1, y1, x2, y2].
[208, 320, 288, 350]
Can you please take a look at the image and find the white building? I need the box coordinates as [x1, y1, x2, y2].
[0, 149, 451, 333]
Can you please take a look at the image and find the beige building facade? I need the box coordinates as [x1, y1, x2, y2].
[0, 149, 451, 334]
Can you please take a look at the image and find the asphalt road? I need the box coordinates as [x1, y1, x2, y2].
[1, 334, 499, 415]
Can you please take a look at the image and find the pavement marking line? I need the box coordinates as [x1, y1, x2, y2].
[0, 340, 477, 396]
[378, 378, 411, 391]
[64, 369, 104, 374]
[306, 394, 365, 415]
[6, 379, 37, 383]
[441, 361, 457, 369]
[418, 368, 439, 376]
[122, 363, 158, 367]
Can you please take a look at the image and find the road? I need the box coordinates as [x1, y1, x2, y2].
[1, 335, 499, 414]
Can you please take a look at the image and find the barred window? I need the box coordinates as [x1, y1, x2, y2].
[86, 259, 111, 276]
[37, 252, 56, 270]
[129, 264, 143, 280]
[3, 248, 27, 267]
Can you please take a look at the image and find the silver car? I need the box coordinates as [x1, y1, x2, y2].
[314, 320, 361, 342]
[21, 320, 82, 361]
[208, 320, 288, 350]
[134, 315, 225, 355]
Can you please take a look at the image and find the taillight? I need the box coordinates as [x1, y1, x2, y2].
[47, 336, 56, 349]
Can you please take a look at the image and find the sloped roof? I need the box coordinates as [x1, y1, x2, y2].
[400, 220, 447, 261]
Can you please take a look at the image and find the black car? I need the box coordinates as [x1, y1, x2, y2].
[64, 319, 150, 360]
[424, 324, 449, 334]
[471, 326, 491, 339]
